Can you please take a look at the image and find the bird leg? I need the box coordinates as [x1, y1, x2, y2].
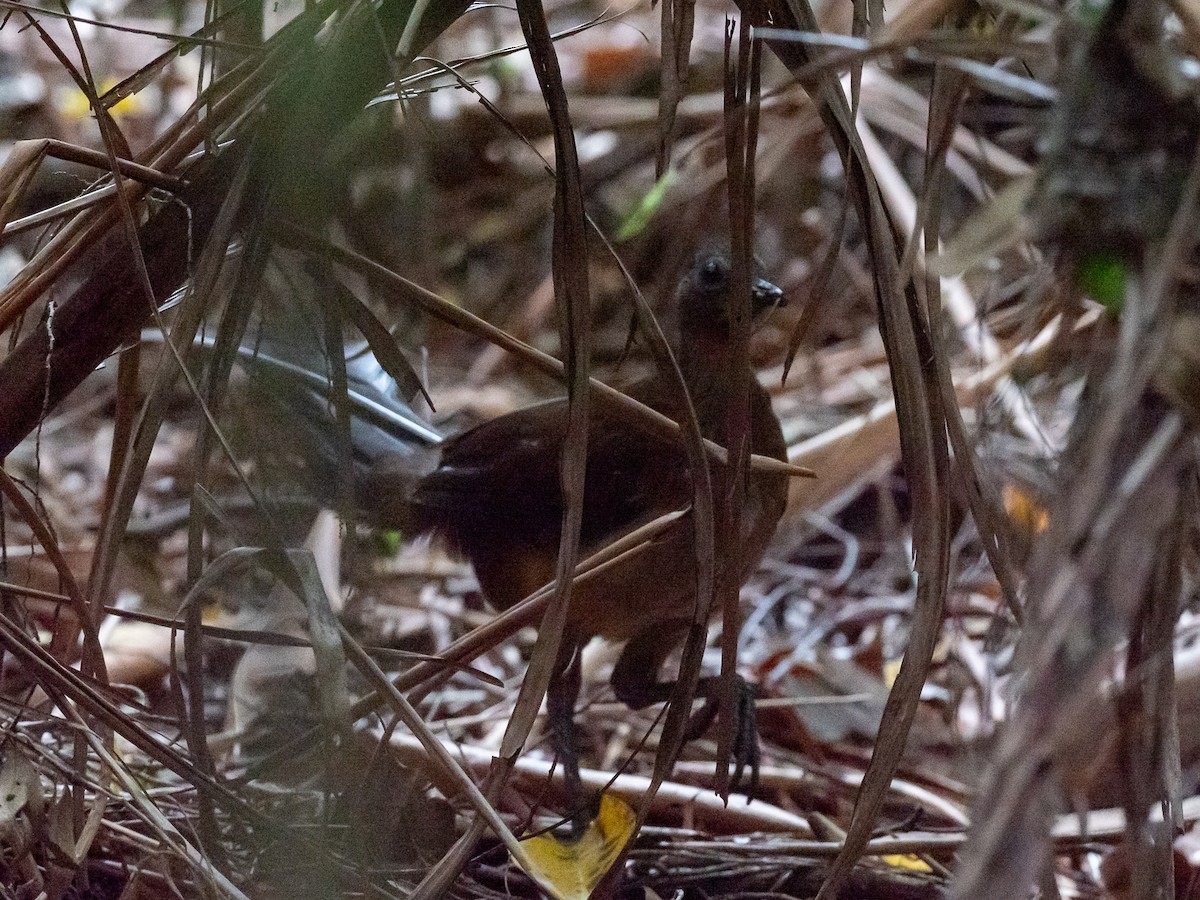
[546, 640, 596, 838]
[611, 627, 761, 796]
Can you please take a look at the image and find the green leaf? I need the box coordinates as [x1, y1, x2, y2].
[615, 171, 677, 241]
[376, 530, 404, 555]
[1077, 252, 1127, 311]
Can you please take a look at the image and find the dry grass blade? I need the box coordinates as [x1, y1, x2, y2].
[0, 141, 180, 245]
[786, 311, 1066, 512]
[181, 208, 293, 857]
[513, 0, 592, 755]
[739, 1, 955, 894]
[98, 7, 254, 105]
[272, 551, 352, 735]
[856, 87, 1046, 451]
[708, 16, 757, 799]
[0, 469, 105, 679]
[85, 155, 253, 623]
[915, 66, 1023, 619]
[0, 142, 51, 234]
[324, 275, 431, 408]
[956, 414, 1194, 898]
[657, 0, 696, 175]
[503, 2, 592, 784]
[0, 37, 269, 336]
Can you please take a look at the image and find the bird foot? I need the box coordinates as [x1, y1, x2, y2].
[684, 675, 761, 799]
[558, 792, 601, 842]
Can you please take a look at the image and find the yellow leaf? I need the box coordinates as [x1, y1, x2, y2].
[57, 79, 144, 122]
[1002, 482, 1049, 535]
[520, 793, 637, 900]
[882, 853, 933, 872]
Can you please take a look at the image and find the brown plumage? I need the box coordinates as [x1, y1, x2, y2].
[363, 250, 790, 828]
[407, 267, 788, 640]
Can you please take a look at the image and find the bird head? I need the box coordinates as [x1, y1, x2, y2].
[676, 249, 784, 336]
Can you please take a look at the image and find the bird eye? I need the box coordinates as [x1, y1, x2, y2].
[699, 257, 727, 286]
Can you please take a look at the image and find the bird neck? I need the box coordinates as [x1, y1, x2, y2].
[677, 327, 752, 439]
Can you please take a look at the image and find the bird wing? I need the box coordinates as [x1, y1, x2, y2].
[412, 382, 692, 550]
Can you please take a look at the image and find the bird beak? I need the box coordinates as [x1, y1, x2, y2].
[751, 277, 786, 314]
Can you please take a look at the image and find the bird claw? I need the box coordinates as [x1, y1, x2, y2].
[557, 791, 601, 841]
[684, 675, 761, 799]
[729, 677, 761, 799]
